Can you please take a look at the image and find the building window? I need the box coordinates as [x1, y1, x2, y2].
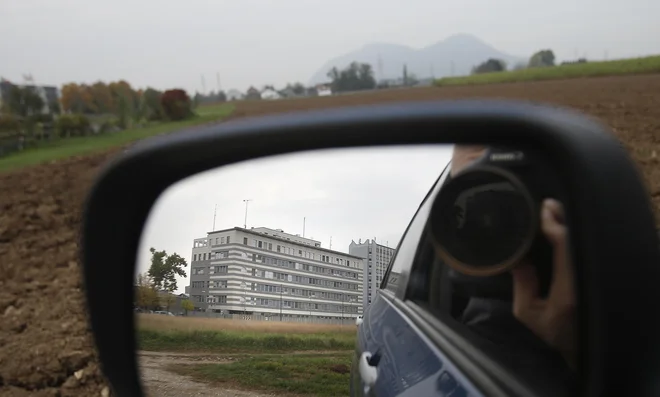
[243, 237, 248, 245]
[193, 254, 197, 261]
[277, 245, 281, 252]
[227, 236, 231, 244]
[203, 253, 207, 260]
[221, 237, 225, 244]
[269, 243, 273, 250]
[258, 241, 263, 248]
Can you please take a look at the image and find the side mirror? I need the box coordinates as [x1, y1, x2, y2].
[81, 100, 660, 397]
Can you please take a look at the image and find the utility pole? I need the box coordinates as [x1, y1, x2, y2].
[329, 236, 332, 250]
[279, 283, 283, 321]
[303, 217, 306, 238]
[242, 199, 252, 228]
[212, 204, 217, 231]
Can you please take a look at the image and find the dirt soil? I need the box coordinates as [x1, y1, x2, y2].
[1, 74, 659, 396]
[138, 351, 273, 397]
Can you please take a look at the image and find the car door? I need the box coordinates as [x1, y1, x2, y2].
[351, 162, 482, 397]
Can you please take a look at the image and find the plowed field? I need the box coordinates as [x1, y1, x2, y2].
[1, 74, 659, 396]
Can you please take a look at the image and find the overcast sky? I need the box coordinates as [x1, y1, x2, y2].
[2, 0, 658, 93]
[137, 145, 453, 293]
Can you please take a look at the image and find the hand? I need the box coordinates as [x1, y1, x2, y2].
[511, 198, 577, 370]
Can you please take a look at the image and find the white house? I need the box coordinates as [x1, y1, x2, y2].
[261, 88, 281, 100]
[226, 89, 244, 101]
[316, 84, 332, 97]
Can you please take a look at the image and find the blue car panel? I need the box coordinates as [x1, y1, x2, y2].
[353, 291, 483, 397]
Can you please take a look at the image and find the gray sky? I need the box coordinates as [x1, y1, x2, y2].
[2, 0, 658, 93]
[137, 145, 453, 293]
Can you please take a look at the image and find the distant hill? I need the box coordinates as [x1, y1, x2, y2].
[308, 33, 525, 85]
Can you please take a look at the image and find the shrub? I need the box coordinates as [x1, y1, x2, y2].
[56, 114, 91, 138]
[0, 114, 22, 133]
[160, 89, 194, 121]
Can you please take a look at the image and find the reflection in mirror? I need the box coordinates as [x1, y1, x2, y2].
[133, 144, 577, 397]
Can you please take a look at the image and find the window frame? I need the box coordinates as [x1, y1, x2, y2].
[380, 161, 451, 298]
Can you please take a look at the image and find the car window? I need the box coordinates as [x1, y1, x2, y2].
[381, 163, 450, 297]
[404, 152, 578, 397]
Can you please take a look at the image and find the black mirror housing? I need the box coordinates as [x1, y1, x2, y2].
[81, 99, 660, 397]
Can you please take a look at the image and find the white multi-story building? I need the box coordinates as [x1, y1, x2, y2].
[349, 239, 396, 310]
[186, 227, 364, 323]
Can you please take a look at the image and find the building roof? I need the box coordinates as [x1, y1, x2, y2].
[208, 227, 365, 259]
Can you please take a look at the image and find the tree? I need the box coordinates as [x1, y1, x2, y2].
[161, 293, 176, 312]
[181, 299, 194, 315]
[5, 85, 45, 117]
[160, 89, 194, 120]
[142, 88, 164, 120]
[472, 59, 507, 74]
[60, 83, 86, 113]
[327, 62, 376, 93]
[148, 247, 188, 294]
[528, 50, 555, 68]
[135, 272, 159, 310]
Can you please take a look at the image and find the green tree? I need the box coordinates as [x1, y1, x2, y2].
[528, 50, 555, 68]
[6, 85, 45, 117]
[327, 62, 376, 93]
[148, 247, 188, 294]
[142, 88, 164, 120]
[472, 59, 507, 74]
[181, 299, 194, 315]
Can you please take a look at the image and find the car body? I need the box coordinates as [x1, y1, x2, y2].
[350, 162, 484, 397]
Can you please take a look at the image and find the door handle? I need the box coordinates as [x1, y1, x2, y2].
[359, 351, 379, 394]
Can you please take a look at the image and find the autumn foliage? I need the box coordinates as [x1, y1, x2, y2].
[160, 89, 193, 121]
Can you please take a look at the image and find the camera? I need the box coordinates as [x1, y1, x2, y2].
[428, 146, 565, 300]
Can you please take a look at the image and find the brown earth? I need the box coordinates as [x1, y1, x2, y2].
[1, 74, 659, 396]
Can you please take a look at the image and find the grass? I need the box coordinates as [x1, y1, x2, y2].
[435, 55, 660, 86]
[168, 352, 353, 397]
[137, 314, 356, 353]
[0, 102, 234, 172]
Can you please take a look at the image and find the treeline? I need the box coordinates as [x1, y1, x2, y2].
[471, 49, 588, 74]
[326, 62, 377, 93]
[0, 79, 195, 157]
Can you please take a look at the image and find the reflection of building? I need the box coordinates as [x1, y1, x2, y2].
[186, 227, 364, 323]
[349, 239, 396, 310]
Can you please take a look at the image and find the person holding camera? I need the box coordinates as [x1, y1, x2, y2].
[448, 145, 577, 391]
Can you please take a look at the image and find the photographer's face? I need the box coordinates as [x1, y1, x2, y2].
[451, 145, 487, 176]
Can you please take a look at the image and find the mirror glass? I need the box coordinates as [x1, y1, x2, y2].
[135, 144, 577, 397]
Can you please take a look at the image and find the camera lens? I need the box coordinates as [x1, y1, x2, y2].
[430, 168, 535, 275]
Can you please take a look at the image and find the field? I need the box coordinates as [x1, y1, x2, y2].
[0, 103, 235, 172]
[135, 314, 355, 396]
[1, 73, 660, 397]
[435, 55, 660, 86]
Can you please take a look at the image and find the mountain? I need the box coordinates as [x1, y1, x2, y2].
[308, 33, 525, 85]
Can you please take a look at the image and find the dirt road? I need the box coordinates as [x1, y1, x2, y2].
[138, 351, 274, 397]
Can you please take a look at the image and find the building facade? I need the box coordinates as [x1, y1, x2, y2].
[349, 239, 396, 310]
[186, 227, 364, 323]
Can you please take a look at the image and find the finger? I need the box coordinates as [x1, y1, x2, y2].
[541, 199, 574, 302]
[512, 263, 540, 315]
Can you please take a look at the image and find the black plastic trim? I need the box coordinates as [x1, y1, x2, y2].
[81, 99, 660, 397]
